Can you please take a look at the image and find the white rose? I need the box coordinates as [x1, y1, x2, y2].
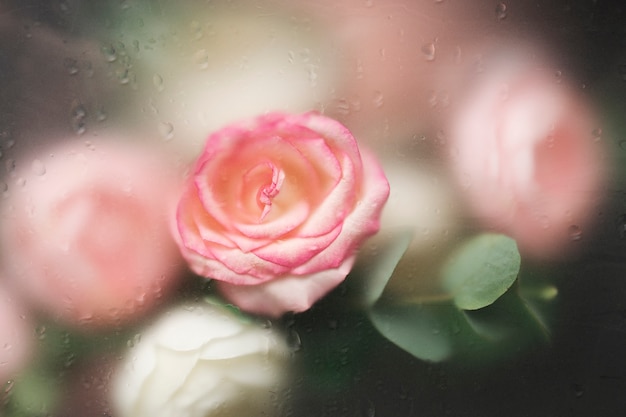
[111, 302, 290, 417]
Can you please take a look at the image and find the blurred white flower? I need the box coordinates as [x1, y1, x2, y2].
[371, 159, 462, 299]
[109, 5, 337, 159]
[112, 302, 290, 417]
[379, 159, 460, 251]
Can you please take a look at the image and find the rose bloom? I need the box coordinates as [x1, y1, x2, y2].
[175, 112, 389, 317]
[0, 139, 184, 327]
[0, 284, 34, 382]
[112, 302, 289, 417]
[276, 0, 505, 153]
[447, 57, 605, 258]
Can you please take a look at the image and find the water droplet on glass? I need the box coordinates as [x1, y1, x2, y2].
[31, 159, 46, 176]
[153, 74, 164, 92]
[159, 122, 174, 141]
[568, 225, 582, 241]
[287, 329, 302, 352]
[127, 333, 142, 348]
[71, 103, 87, 135]
[101, 44, 117, 62]
[618, 140, 626, 151]
[64, 353, 76, 368]
[71, 104, 86, 120]
[194, 49, 209, 70]
[362, 401, 376, 417]
[36, 325, 47, 340]
[372, 91, 384, 108]
[5, 139, 15, 150]
[495, 3, 508, 20]
[427, 90, 438, 108]
[436, 130, 446, 145]
[190, 20, 203, 40]
[572, 383, 584, 398]
[592, 127, 602, 142]
[64, 58, 79, 75]
[335, 98, 351, 116]
[117, 68, 131, 85]
[4, 379, 14, 394]
[59, 0, 70, 13]
[96, 108, 108, 122]
[5, 159, 15, 175]
[554, 70, 563, 82]
[355, 58, 364, 79]
[421, 42, 436, 61]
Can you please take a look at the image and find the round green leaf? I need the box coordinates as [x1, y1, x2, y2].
[442, 233, 521, 310]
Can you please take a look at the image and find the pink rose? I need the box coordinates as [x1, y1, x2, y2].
[0, 139, 184, 327]
[0, 284, 34, 381]
[448, 60, 605, 258]
[175, 112, 389, 317]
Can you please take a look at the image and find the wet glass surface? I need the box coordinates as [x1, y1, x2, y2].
[1, 1, 625, 416]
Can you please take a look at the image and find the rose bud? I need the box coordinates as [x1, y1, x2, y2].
[111, 302, 290, 417]
[0, 138, 185, 327]
[174, 112, 389, 317]
[447, 54, 605, 258]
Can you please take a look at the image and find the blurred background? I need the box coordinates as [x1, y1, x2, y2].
[1, 0, 626, 416]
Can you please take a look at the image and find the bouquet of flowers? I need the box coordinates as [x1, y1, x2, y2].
[1, 1, 622, 416]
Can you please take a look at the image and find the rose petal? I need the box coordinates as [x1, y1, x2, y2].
[252, 223, 343, 268]
[217, 255, 356, 318]
[292, 148, 390, 275]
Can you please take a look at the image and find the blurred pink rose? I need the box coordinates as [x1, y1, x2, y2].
[175, 112, 389, 317]
[276, 0, 515, 152]
[0, 139, 184, 327]
[448, 60, 605, 258]
[0, 284, 33, 382]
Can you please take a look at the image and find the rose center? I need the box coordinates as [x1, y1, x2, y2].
[254, 162, 285, 221]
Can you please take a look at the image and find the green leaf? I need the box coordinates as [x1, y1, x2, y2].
[369, 302, 464, 362]
[442, 233, 521, 310]
[349, 229, 413, 307]
[368, 286, 551, 363]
